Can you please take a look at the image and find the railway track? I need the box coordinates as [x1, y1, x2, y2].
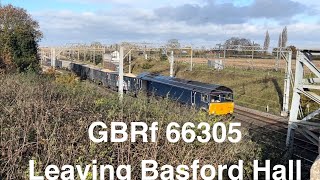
[234, 106, 318, 166]
[50, 63, 318, 169]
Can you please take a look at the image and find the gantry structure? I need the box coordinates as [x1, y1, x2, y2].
[40, 43, 108, 63]
[40, 42, 195, 70]
[40, 43, 294, 115]
[287, 49, 320, 155]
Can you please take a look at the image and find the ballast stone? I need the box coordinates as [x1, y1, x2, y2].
[311, 155, 320, 180]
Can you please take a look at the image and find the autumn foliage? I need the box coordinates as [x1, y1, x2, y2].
[0, 5, 42, 72]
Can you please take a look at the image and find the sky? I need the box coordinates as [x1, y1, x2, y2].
[2, 0, 320, 48]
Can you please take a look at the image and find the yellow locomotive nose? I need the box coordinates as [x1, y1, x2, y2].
[209, 102, 234, 115]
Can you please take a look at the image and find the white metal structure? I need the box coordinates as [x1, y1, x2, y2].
[286, 50, 320, 151]
[170, 51, 174, 77]
[129, 52, 132, 74]
[280, 50, 293, 117]
[118, 47, 124, 101]
[50, 48, 56, 67]
[190, 47, 193, 71]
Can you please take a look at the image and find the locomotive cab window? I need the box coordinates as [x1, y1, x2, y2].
[211, 95, 221, 102]
[211, 94, 233, 102]
[201, 94, 209, 102]
[212, 93, 233, 102]
[222, 93, 233, 102]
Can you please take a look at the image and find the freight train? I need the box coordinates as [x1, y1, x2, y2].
[54, 60, 234, 115]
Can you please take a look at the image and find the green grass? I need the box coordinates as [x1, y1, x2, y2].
[130, 58, 285, 115]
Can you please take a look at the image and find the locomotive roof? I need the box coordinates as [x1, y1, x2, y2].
[137, 72, 232, 94]
[125, 73, 136, 78]
[100, 68, 114, 73]
[84, 64, 100, 70]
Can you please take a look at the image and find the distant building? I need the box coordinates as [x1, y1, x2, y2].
[103, 52, 119, 71]
[208, 59, 224, 70]
[103, 54, 112, 61]
[111, 51, 120, 62]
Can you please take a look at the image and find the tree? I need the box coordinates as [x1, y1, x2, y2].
[288, 45, 297, 59]
[263, 30, 270, 51]
[91, 42, 103, 47]
[0, 4, 42, 72]
[224, 37, 253, 49]
[166, 39, 180, 49]
[278, 33, 282, 48]
[281, 26, 288, 47]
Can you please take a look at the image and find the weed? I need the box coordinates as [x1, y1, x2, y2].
[0, 73, 263, 179]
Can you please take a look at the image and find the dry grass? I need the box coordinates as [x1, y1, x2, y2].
[0, 73, 263, 179]
[177, 57, 320, 71]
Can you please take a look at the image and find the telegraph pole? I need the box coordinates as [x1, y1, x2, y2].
[170, 51, 174, 77]
[118, 46, 124, 102]
[190, 47, 193, 71]
[51, 48, 56, 68]
[129, 51, 132, 74]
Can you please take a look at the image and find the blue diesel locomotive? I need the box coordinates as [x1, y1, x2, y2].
[55, 60, 234, 115]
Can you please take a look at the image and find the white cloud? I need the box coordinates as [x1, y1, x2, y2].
[292, 0, 320, 8]
[61, 0, 203, 8]
[31, 0, 320, 48]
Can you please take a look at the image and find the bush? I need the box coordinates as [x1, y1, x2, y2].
[141, 62, 154, 69]
[0, 73, 262, 179]
[160, 54, 168, 61]
[0, 5, 42, 73]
